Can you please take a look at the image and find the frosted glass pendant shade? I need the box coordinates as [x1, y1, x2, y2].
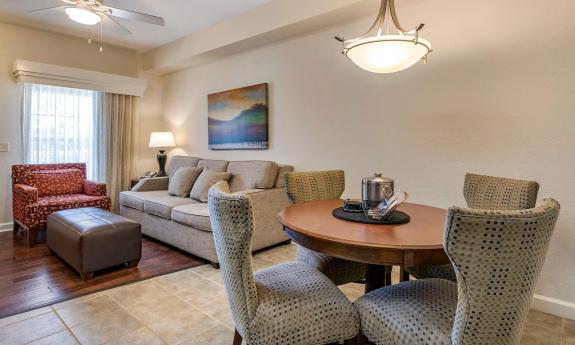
[336, 0, 432, 74]
[345, 35, 431, 73]
[65, 7, 101, 25]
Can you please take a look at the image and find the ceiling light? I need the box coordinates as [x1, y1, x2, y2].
[65, 7, 101, 26]
[336, 0, 431, 74]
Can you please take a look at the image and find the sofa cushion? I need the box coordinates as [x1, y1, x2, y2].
[197, 159, 229, 172]
[275, 165, 294, 188]
[25, 169, 84, 197]
[168, 167, 203, 197]
[144, 196, 198, 219]
[119, 190, 171, 211]
[190, 169, 232, 202]
[227, 161, 279, 192]
[171, 203, 212, 231]
[167, 156, 201, 178]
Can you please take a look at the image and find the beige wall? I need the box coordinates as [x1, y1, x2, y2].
[133, 71, 166, 178]
[0, 22, 139, 228]
[161, 3, 575, 310]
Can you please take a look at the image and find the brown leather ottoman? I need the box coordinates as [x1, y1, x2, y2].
[47, 207, 142, 280]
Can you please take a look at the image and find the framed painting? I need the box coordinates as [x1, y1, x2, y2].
[208, 83, 269, 150]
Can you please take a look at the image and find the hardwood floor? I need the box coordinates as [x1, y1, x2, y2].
[0, 229, 206, 319]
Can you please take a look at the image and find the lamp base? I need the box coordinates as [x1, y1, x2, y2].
[156, 150, 168, 177]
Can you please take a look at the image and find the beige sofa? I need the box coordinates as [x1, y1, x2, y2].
[119, 156, 293, 267]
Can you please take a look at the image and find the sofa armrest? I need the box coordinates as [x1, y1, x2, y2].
[84, 180, 107, 196]
[13, 184, 39, 204]
[131, 177, 169, 192]
[241, 188, 291, 250]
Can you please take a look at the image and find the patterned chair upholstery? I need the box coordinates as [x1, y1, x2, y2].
[464, 173, 540, 209]
[285, 171, 367, 286]
[355, 199, 560, 345]
[208, 181, 360, 345]
[12, 163, 111, 247]
[406, 173, 540, 281]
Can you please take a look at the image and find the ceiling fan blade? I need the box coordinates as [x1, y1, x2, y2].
[27, 5, 67, 13]
[104, 6, 165, 26]
[102, 15, 132, 35]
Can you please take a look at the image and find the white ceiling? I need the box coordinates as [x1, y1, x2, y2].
[0, 0, 273, 51]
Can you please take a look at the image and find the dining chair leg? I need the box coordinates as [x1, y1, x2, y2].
[356, 333, 370, 345]
[400, 266, 410, 282]
[343, 336, 360, 345]
[233, 329, 242, 345]
[385, 265, 392, 285]
[365, 264, 388, 293]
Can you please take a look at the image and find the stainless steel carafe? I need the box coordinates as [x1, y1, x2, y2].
[361, 173, 394, 207]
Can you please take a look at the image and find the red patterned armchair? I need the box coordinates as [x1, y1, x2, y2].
[12, 163, 111, 247]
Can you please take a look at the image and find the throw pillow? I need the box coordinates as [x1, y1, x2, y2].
[168, 167, 204, 197]
[190, 168, 232, 202]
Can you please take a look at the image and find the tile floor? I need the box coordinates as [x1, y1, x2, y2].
[0, 242, 572, 345]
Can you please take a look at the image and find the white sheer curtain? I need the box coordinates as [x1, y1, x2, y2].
[21, 83, 105, 182]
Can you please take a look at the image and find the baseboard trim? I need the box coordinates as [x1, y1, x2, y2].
[532, 294, 575, 320]
[0, 222, 13, 232]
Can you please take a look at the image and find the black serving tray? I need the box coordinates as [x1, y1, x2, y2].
[332, 207, 410, 225]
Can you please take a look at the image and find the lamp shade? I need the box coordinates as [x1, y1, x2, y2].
[149, 132, 176, 148]
[345, 35, 431, 74]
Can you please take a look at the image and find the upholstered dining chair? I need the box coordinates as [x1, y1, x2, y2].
[208, 181, 360, 345]
[406, 172, 540, 281]
[285, 170, 367, 286]
[354, 198, 559, 345]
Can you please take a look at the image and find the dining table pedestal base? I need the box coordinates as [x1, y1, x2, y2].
[365, 264, 392, 293]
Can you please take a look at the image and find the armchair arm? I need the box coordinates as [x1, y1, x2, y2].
[131, 177, 169, 192]
[13, 184, 39, 204]
[84, 180, 107, 196]
[241, 188, 291, 251]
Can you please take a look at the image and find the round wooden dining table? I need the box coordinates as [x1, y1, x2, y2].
[278, 200, 450, 292]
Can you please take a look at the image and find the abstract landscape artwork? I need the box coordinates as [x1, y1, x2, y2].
[208, 83, 269, 150]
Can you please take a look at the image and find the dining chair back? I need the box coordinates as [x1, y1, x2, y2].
[407, 173, 541, 282]
[446, 198, 560, 344]
[464, 173, 539, 210]
[285, 170, 345, 204]
[207, 181, 258, 338]
[354, 198, 560, 345]
[284, 170, 367, 286]
[208, 181, 360, 345]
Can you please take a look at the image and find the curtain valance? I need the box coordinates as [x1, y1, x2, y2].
[13, 60, 147, 97]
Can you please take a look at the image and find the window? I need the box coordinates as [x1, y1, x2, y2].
[22, 84, 103, 181]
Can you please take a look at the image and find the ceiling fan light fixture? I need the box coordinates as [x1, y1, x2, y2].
[65, 7, 101, 25]
[337, 0, 432, 74]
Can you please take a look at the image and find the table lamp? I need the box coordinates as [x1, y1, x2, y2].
[149, 132, 176, 177]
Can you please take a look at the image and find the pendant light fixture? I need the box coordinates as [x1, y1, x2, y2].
[336, 0, 431, 74]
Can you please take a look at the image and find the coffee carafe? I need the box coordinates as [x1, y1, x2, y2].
[361, 173, 394, 207]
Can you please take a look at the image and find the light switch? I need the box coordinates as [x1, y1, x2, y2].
[0, 143, 10, 152]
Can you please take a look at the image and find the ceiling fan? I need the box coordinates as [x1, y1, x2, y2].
[28, 0, 165, 35]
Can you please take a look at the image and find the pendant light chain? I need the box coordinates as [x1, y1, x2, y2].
[99, 19, 103, 52]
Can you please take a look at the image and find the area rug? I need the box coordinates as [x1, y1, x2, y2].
[0, 230, 206, 319]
